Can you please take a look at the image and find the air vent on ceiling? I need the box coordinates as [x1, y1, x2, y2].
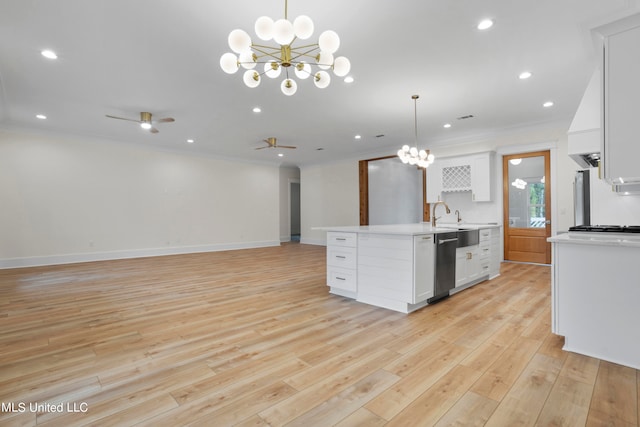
[456, 115, 475, 120]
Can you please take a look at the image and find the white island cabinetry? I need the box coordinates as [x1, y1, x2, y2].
[326, 232, 357, 298]
[323, 223, 501, 313]
[357, 233, 434, 313]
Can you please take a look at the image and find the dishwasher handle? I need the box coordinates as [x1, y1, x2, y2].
[438, 238, 458, 244]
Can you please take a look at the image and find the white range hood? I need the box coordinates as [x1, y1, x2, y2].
[567, 70, 601, 168]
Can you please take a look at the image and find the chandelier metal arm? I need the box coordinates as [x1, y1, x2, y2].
[289, 46, 321, 62]
[249, 45, 283, 62]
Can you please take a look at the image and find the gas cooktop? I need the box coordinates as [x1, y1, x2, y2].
[569, 225, 640, 233]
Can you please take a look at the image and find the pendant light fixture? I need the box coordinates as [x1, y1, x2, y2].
[219, 0, 351, 96]
[397, 95, 435, 168]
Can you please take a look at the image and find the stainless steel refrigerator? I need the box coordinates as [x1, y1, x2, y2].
[574, 170, 591, 226]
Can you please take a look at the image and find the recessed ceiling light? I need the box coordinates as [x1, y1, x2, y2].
[354, 135, 361, 140]
[543, 101, 554, 108]
[36, 114, 47, 120]
[187, 139, 195, 144]
[41, 49, 58, 59]
[477, 19, 494, 30]
[443, 123, 452, 129]
[519, 71, 533, 80]
[344, 76, 354, 83]
[252, 107, 261, 113]
[278, 153, 284, 157]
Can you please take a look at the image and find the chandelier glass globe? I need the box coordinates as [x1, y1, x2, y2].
[219, 1, 351, 95]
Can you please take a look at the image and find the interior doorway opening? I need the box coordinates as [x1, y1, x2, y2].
[289, 180, 301, 242]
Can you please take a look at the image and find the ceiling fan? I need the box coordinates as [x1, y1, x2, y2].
[256, 137, 296, 150]
[105, 111, 175, 134]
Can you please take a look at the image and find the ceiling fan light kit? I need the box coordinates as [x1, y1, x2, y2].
[397, 95, 435, 168]
[220, 0, 350, 95]
[105, 112, 175, 134]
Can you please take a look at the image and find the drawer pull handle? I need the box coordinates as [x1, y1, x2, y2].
[335, 277, 346, 281]
[336, 238, 347, 241]
[335, 255, 346, 259]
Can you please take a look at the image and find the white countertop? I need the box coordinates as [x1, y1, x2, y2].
[548, 232, 640, 248]
[319, 222, 501, 236]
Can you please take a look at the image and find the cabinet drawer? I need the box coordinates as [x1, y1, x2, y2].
[327, 232, 357, 247]
[479, 229, 491, 242]
[327, 267, 356, 292]
[327, 246, 357, 269]
[479, 245, 491, 260]
[480, 262, 490, 276]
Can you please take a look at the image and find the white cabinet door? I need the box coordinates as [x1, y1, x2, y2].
[413, 235, 434, 303]
[455, 245, 480, 287]
[467, 246, 481, 282]
[426, 163, 442, 203]
[455, 249, 468, 287]
[603, 22, 640, 184]
[471, 153, 492, 202]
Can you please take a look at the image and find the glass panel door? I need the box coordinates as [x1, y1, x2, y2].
[503, 151, 551, 264]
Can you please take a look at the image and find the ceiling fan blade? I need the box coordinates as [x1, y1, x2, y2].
[149, 127, 159, 134]
[105, 114, 140, 123]
[278, 145, 297, 149]
[155, 117, 175, 123]
[255, 146, 270, 150]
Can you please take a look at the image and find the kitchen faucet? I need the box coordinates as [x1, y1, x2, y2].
[431, 201, 451, 227]
[455, 209, 462, 223]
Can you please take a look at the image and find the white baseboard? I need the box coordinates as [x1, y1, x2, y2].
[0, 240, 281, 269]
[300, 237, 326, 246]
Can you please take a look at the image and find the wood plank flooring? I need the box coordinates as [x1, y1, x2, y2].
[0, 243, 638, 426]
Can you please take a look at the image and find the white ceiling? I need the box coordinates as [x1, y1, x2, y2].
[1, 0, 638, 167]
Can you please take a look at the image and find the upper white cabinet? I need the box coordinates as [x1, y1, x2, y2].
[471, 153, 493, 202]
[598, 13, 640, 186]
[426, 152, 493, 203]
[426, 162, 442, 203]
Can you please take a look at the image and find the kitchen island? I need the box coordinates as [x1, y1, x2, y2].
[548, 231, 640, 370]
[324, 223, 501, 313]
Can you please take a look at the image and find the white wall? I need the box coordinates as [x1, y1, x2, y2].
[590, 168, 640, 224]
[0, 129, 280, 268]
[300, 160, 359, 245]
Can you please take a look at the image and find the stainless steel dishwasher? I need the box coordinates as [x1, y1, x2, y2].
[428, 231, 458, 303]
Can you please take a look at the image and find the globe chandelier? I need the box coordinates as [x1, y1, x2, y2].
[219, 0, 351, 96]
[397, 95, 435, 168]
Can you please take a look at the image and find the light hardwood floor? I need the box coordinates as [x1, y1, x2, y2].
[0, 243, 638, 426]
